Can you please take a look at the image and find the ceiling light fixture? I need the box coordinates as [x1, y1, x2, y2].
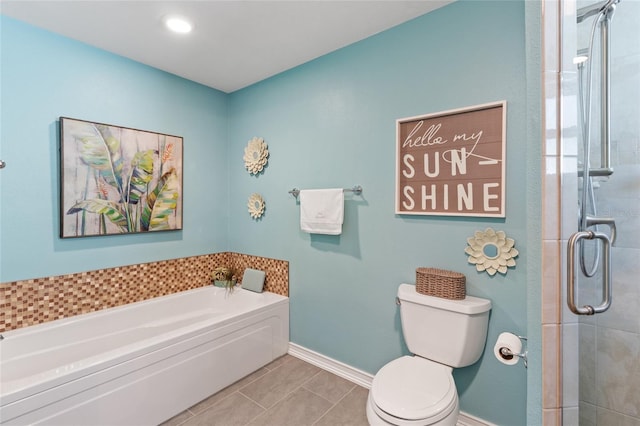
[164, 16, 193, 34]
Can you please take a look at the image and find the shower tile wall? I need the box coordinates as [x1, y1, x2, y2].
[541, 1, 564, 424]
[559, 0, 581, 421]
[558, 0, 640, 424]
[0, 252, 289, 333]
[577, 0, 640, 423]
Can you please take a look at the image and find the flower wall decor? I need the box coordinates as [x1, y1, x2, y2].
[243, 137, 269, 175]
[465, 228, 518, 276]
[248, 193, 266, 219]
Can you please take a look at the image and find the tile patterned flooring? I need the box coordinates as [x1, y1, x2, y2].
[161, 355, 370, 426]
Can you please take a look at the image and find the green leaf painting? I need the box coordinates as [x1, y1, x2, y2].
[60, 117, 183, 237]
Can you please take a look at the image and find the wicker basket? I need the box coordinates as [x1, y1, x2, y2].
[415, 267, 466, 300]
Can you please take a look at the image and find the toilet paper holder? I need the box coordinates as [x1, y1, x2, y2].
[499, 335, 528, 368]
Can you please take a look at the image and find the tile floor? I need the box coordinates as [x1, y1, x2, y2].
[161, 355, 370, 426]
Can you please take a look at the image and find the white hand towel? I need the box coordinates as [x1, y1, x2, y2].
[299, 189, 344, 235]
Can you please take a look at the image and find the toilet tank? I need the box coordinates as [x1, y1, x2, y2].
[397, 283, 491, 368]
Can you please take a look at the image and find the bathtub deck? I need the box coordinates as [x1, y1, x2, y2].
[161, 355, 369, 426]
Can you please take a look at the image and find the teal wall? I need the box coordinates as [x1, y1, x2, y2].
[0, 16, 229, 281]
[524, 1, 543, 425]
[1, 2, 541, 425]
[228, 2, 529, 424]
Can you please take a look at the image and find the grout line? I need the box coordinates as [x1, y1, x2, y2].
[237, 385, 268, 410]
[264, 354, 294, 370]
[171, 415, 190, 426]
[184, 366, 275, 421]
[236, 360, 292, 409]
[312, 407, 332, 425]
[275, 370, 322, 405]
[200, 389, 240, 413]
[300, 369, 323, 388]
[302, 384, 342, 407]
[167, 356, 368, 426]
[248, 368, 329, 421]
[241, 393, 269, 426]
[310, 384, 357, 426]
[290, 376, 336, 426]
[234, 367, 272, 393]
[240, 390, 271, 411]
[238, 365, 292, 410]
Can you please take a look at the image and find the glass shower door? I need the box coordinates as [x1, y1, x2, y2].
[565, 0, 640, 424]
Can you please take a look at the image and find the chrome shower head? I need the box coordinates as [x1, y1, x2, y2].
[577, 0, 621, 23]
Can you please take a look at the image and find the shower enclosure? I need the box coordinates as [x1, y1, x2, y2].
[561, 0, 640, 424]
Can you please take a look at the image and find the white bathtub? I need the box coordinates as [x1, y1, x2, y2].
[0, 286, 289, 425]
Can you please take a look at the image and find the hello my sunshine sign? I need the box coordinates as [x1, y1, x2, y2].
[395, 101, 506, 218]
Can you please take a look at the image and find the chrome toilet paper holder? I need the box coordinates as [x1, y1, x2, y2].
[499, 335, 528, 368]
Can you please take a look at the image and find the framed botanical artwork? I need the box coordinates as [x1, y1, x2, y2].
[59, 117, 183, 238]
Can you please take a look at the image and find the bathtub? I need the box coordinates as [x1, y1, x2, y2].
[0, 286, 289, 425]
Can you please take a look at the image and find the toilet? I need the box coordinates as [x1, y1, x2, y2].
[366, 283, 491, 426]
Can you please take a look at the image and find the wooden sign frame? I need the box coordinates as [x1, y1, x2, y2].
[395, 101, 506, 217]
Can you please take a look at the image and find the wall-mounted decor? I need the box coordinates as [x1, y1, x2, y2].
[465, 228, 518, 276]
[243, 137, 269, 175]
[396, 101, 506, 217]
[247, 193, 265, 219]
[59, 117, 183, 238]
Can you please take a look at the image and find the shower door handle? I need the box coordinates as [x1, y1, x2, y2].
[567, 230, 612, 315]
[585, 215, 616, 245]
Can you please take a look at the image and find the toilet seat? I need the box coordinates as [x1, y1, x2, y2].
[370, 356, 457, 425]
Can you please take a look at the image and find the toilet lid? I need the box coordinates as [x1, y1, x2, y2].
[371, 356, 457, 421]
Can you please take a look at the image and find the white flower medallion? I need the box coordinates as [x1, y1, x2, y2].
[465, 228, 518, 276]
[247, 193, 266, 219]
[243, 137, 269, 175]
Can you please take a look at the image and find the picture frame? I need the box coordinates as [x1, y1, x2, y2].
[395, 101, 506, 217]
[59, 117, 183, 238]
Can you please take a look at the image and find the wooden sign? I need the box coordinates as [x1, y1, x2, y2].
[396, 101, 506, 217]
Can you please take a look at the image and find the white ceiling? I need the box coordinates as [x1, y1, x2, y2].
[0, 1, 452, 93]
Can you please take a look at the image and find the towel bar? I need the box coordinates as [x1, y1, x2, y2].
[288, 185, 362, 199]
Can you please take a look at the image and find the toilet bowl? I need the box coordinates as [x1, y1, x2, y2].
[366, 284, 491, 426]
[366, 356, 458, 426]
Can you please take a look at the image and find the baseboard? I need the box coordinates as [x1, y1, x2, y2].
[457, 412, 497, 426]
[288, 342, 374, 389]
[288, 342, 495, 426]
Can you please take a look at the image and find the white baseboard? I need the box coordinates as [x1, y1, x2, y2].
[457, 412, 497, 426]
[288, 342, 374, 389]
[288, 342, 495, 426]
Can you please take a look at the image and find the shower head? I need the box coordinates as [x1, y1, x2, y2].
[577, 0, 621, 23]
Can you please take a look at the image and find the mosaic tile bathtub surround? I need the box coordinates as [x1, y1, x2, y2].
[0, 252, 289, 333]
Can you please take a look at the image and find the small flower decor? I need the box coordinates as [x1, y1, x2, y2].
[247, 193, 266, 219]
[465, 228, 519, 276]
[211, 266, 236, 290]
[243, 137, 269, 175]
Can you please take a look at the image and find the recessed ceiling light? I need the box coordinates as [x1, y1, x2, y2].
[164, 16, 193, 34]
